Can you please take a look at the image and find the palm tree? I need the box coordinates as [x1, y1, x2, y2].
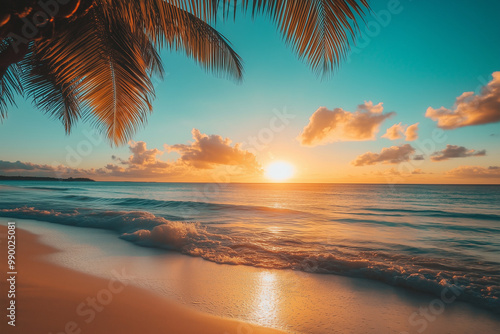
[0, 0, 369, 145]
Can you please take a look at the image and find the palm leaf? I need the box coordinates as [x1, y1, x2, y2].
[0, 65, 23, 120]
[13, 0, 243, 144]
[33, 3, 158, 145]
[168, 0, 370, 76]
[0, 40, 24, 120]
[1, 0, 369, 145]
[109, 0, 243, 80]
[252, 0, 369, 75]
[20, 46, 81, 133]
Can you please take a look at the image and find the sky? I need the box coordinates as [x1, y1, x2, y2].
[1, 0, 499, 183]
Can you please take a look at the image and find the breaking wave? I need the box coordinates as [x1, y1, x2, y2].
[0, 205, 498, 313]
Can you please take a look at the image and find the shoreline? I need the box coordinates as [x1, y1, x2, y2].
[0, 225, 285, 334]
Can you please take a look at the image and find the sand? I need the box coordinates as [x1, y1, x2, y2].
[0, 225, 284, 334]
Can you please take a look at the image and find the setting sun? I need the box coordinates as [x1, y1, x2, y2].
[265, 161, 295, 182]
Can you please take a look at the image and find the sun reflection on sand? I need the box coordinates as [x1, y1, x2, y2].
[253, 271, 280, 326]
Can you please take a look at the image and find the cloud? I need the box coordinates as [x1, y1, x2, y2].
[0, 160, 106, 177]
[167, 129, 260, 171]
[113, 141, 170, 170]
[371, 167, 402, 176]
[105, 141, 174, 177]
[413, 154, 425, 161]
[446, 166, 500, 178]
[426, 72, 500, 129]
[128, 142, 168, 167]
[298, 101, 394, 146]
[352, 144, 416, 166]
[431, 145, 486, 162]
[382, 123, 405, 140]
[0, 142, 174, 179]
[381, 122, 419, 141]
[369, 167, 427, 177]
[0, 130, 261, 180]
[110, 131, 261, 177]
[0, 160, 54, 171]
[404, 123, 419, 141]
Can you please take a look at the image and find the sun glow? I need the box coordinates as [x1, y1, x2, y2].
[265, 161, 295, 182]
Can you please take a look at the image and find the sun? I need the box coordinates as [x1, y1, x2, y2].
[265, 161, 295, 182]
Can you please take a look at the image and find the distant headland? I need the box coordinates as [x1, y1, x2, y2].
[0, 175, 95, 182]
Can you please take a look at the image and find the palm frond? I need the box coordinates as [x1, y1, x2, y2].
[33, 3, 158, 145]
[109, 0, 243, 80]
[164, 0, 221, 22]
[20, 46, 81, 133]
[0, 39, 24, 120]
[165, 7, 243, 80]
[1, 0, 369, 145]
[245, 0, 369, 75]
[168, 0, 369, 76]
[0, 64, 23, 121]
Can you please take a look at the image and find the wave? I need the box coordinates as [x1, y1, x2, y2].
[336, 218, 500, 233]
[23, 186, 72, 191]
[0, 184, 71, 192]
[58, 194, 306, 215]
[0, 205, 499, 313]
[361, 207, 500, 221]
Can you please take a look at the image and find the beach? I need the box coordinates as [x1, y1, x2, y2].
[1, 218, 499, 334]
[0, 223, 285, 334]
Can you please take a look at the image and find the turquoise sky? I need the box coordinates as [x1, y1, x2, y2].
[1, 0, 499, 182]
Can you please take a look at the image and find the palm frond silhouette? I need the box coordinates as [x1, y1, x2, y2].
[0, 0, 369, 145]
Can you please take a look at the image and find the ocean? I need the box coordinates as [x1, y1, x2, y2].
[0, 181, 499, 313]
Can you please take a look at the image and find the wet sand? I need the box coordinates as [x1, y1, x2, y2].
[0, 225, 284, 334]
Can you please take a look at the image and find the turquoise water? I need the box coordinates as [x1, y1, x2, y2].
[0, 181, 499, 312]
